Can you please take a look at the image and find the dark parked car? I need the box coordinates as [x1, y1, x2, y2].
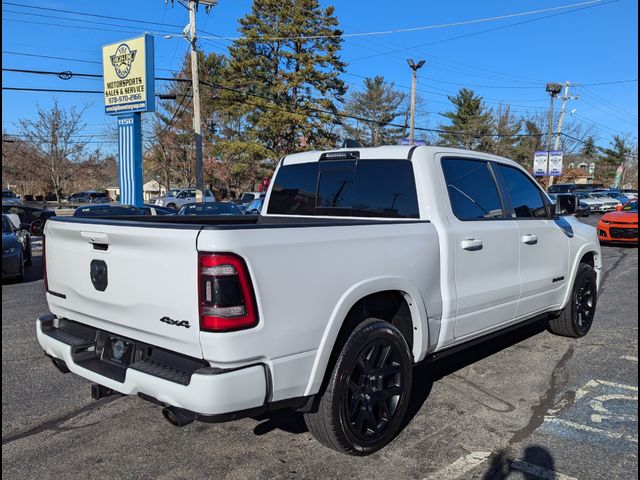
[177, 202, 242, 216]
[2, 214, 32, 281]
[73, 204, 140, 217]
[2, 205, 56, 236]
[68, 191, 111, 205]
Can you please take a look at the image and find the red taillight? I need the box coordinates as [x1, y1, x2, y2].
[198, 253, 258, 332]
[42, 234, 48, 292]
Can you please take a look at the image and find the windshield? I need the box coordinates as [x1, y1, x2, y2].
[178, 202, 241, 215]
[623, 200, 638, 211]
[240, 193, 255, 203]
[164, 189, 181, 198]
[2, 215, 12, 232]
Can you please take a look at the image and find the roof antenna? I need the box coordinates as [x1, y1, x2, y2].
[341, 139, 361, 149]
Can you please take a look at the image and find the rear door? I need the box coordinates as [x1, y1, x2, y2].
[44, 219, 203, 357]
[493, 164, 570, 317]
[440, 158, 522, 338]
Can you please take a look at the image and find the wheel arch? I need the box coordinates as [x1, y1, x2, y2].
[560, 244, 601, 310]
[303, 277, 430, 397]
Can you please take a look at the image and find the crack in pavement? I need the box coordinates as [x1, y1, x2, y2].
[506, 346, 575, 447]
[1, 396, 120, 446]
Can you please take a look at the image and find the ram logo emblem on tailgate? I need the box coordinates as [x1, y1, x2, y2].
[90, 260, 108, 291]
[160, 316, 191, 328]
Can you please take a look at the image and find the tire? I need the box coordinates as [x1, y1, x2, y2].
[167, 203, 177, 209]
[549, 263, 597, 338]
[24, 238, 32, 267]
[304, 318, 412, 455]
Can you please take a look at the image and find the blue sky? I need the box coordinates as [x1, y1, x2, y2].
[2, 0, 638, 155]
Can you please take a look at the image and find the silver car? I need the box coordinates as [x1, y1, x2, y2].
[155, 188, 216, 209]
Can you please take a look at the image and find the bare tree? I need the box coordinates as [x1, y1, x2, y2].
[18, 100, 101, 205]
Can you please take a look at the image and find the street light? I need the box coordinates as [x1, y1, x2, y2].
[407, 59, 425, 145]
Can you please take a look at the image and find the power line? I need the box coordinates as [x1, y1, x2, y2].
[575, 79, 638, 86]
[346, 0, 619, 63]
[196, 0, 612, 41]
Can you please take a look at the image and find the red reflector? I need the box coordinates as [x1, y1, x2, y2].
[198, 253, 258, 332]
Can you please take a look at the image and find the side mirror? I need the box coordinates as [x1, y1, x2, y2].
[555, 195, 580, 216]
[615, 205, 623, 211]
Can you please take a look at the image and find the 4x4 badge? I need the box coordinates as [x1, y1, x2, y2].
[160, 316, 191, 328]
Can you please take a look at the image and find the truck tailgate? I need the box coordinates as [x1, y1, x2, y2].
[44, 219, 203, 358]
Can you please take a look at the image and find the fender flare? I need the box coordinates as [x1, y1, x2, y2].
[560, 242, 601, 310]
[303, 276, 429, 397]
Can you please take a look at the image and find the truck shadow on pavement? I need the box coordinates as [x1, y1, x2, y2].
[251, 318, 550, 439]
[481, 446, 559, 480]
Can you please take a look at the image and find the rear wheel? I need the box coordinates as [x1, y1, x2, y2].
[167, 203, 177, 209]
[304, 318, 412, 455]
[549, 263, 597, 337]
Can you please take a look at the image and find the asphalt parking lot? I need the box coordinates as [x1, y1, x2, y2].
[2, 215, 637, 480]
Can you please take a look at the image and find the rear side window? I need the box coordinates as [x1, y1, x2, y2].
[267, 160, 419, 218]
[496, 164, 549, 218]
[441, 158, 504, 221]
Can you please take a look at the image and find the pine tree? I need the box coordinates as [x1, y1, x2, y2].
[342, 76, 408, 147]
[581, 136, 598, 159]
[438, 88, 494, 151]
[225, 0, 346, 158]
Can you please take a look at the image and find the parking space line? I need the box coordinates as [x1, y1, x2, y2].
[621, 355, 638, 362]
[544, 417, 639, 443]
[422, 451, 491, 480]
[511, 460, 578, 480]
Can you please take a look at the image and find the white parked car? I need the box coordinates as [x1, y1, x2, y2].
[154, 188, 215, 209]
[573, 193, 606, 212]
[38, 146, 601, 455]
[586, 192, 621, 211]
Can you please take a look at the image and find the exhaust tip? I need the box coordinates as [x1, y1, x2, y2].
[50, 357, 70, 374]
[162, 406, 195, 427]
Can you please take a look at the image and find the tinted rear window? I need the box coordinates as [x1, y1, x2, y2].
[267, 160, 419, 218]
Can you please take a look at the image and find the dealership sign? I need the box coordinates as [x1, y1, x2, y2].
[533, 150, 563, 177]
[102, 34, 155, 115]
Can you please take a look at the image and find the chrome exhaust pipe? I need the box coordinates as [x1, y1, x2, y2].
[162, 406, 195, 427]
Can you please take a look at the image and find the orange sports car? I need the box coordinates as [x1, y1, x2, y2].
[598, 199, 638, 244]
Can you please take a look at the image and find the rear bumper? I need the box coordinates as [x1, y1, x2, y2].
[36, 315, 267, 416]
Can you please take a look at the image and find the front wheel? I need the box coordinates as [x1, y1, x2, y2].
[166, 203, 177, 210]
[549, 263, 597, 338]
[304, 318, 412, 455]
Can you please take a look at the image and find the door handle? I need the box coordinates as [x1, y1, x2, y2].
[521, 234, 538, 245]
[460, 239, 483, 251]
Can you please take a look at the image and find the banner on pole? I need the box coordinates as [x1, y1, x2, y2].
[613, 163, 624, 188]
[103, 34, 155, 115]
[548, 150, 563, 177]
[533, 151, 548, 176]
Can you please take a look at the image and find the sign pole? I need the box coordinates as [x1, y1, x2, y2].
[103, 34, 155, 208]
[117, 113, 143, 206]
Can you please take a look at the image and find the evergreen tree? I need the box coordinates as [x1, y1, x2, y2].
[342, 75, 408, 147]
[438, 88, 494, 151]
[225, 0, 346, 158]
[581, 136, 598, 159]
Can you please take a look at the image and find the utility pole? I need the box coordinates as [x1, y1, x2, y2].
[553, 81, 579, 151]
[188, 0, 204, 200]
[167, 0, 216, 200]
[407, 59, 425, 145]
[545, 83, 563, 188]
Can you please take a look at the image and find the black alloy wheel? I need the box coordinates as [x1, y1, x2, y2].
[344, 339, 405, 442]
[574, 273, 596, 334]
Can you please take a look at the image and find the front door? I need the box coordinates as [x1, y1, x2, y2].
[440, 157, 522, 339]
[494, 164, 571, 318]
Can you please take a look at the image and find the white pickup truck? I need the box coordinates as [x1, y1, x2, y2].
[37, 146, 601, 455]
